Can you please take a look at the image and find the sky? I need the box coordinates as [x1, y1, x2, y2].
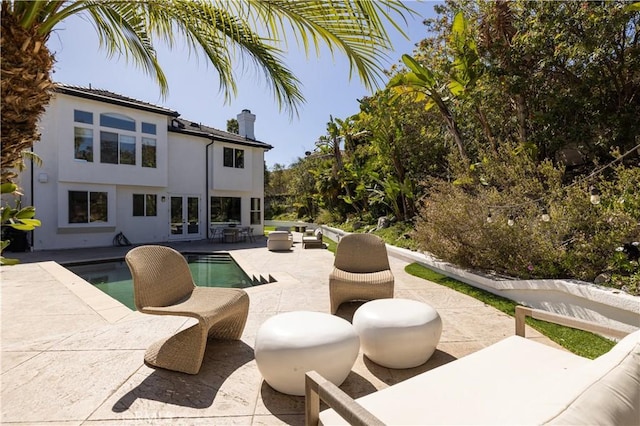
[46, 1, 439, 169]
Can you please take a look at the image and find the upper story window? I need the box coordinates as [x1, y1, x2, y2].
[74, 110, 94, 162]
[141, 122, 156, 134]
[98, 113, 136, 165]
[223, 147, 244, 168]
[100, 113, 135, 131]
[100, 132, 135, 165]
[74, 128, 93, 162]
[71, 111, 156, 168]
[141, 137, 156, 168]
[74, 109, 93, 124]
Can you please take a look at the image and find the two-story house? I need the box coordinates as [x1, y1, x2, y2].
[16, 84, 272, 251]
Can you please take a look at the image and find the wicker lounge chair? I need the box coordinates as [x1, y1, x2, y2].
[125, 245, 250, 374]
[329, 233, 394, 314]
[302, 228, 324, 249]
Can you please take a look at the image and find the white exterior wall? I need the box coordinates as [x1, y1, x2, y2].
[19, 91, 268, 251]
[167, 132, 208, 240]
[250, 146, 265, 231]
[210, 142, 265, 235]
[28, 94, 171, 250]
[54, 97, 169, 187]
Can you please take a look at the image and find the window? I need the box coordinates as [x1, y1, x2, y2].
[133, 194, 157, 216]
[223, 147, 244, 168]
[141, 137, 156, 168]
[74, 110, 93, 124]
[235, 149, 244, 168]
[100, 113, 135, 131]
[68, 190, 108, 223]
[223, 147, 233, 167]
[119, 135, 136, 165]
[141, 122, 156, 134]
[250, 197, 261, 225]
[74, 127, 93, 161]
[100, 131, 118, 164]
[210, 196, 241, 223]
[100, 131, 136, 165]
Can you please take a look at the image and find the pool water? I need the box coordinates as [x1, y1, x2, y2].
[65, 252, 252, 310]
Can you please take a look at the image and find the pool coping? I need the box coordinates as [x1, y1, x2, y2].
[47, 250, 291, 324]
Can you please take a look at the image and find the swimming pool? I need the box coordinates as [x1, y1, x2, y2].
[64, 252, 253, 310]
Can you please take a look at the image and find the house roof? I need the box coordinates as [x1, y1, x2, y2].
[55, 84, 180, 117]
[169, 118, 273, 150]
[55, 84, 273, 150]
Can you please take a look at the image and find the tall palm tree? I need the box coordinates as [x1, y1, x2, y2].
[1, 0, 412, 182]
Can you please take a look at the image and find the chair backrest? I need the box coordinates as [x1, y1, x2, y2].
[125, 245, 195, 310]
[268, 231, 291, 241]
[334, 233, 390, 273]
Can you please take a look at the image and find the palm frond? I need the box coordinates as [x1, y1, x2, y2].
[140, 0, 304, 115]
[8, 0, 413, 116]
[230, 0, 414, 90]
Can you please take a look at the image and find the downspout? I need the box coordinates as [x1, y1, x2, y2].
[205, 138, 214, 239]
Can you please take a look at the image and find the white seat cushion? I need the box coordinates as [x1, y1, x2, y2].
[320, 336, 589, 425]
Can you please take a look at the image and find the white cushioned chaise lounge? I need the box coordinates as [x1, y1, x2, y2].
[306, 306, 639, 425]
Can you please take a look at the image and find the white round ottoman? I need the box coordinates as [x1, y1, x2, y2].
[353, 298, 442, 369]
[254, 311, 360, 395]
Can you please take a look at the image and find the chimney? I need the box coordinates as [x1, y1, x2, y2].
[237, 109, 256, 139]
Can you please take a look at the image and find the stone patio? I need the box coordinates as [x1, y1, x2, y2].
[1, 233, 558, 425]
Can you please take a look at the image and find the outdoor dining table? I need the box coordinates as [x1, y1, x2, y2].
[223, 227, 239, 243]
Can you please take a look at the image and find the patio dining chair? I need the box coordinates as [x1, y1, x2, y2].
[329, 233, 394, 314]
[238, 226, 255, 243]
[210, 226, 224, 242]
[125, 245, 250, 374]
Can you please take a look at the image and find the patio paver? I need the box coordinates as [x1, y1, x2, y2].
[1, 234, 556, 425]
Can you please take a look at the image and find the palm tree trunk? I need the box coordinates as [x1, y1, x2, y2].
[1, 2, 55, 183]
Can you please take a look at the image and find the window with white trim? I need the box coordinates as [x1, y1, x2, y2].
[223, 147, 244, 168]
[74, 110, 94, 161]
[210, 196, 241, 223]
[98, 113, 136, 165]
[141, 137, 156, 168]
[72, 111, 159, 168]
[133, 194, 157, 216]
[68, 190, 108, 223]
[100, 131, 135, 165]
[250, 197, 261, 225]
[74, 127, 93, 161]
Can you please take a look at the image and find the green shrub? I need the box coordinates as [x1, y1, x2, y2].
[315, 208, 342, 225]
[413, 144, 639, 294]
[371, 221, 419, 250]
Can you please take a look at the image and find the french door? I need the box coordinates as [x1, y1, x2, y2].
[169, 195, 200, 239]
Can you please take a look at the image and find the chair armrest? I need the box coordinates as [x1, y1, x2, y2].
[515, 306, 629, 339]
[305, 371, 384, 426]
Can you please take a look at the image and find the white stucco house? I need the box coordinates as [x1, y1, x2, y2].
[14, 84, 272, 251]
